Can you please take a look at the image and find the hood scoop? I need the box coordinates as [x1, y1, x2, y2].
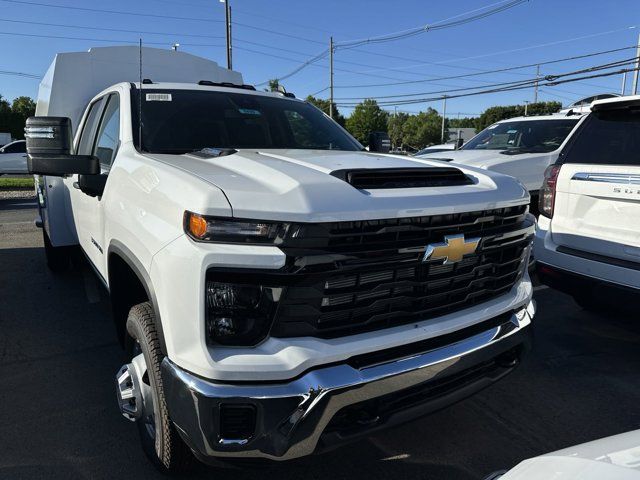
[331, 167, 473, 189]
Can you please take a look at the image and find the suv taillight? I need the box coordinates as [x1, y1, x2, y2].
[539, 164, 561, 218]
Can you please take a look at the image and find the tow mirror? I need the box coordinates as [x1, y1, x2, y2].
[368, 131, 391, 154]
[25, 116, 99, 176]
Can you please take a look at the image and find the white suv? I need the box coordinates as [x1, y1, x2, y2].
[534, 95, 640, 309]
[418, 114, 583, 213]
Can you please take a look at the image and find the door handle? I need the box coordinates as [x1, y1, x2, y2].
[73, 182, 80, 190]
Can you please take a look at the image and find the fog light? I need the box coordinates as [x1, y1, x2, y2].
[205, 281, 280, 346]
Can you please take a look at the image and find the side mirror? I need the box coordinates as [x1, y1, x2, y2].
[368, 131, 391, 154]
[25, 116, 99, 176]
[75, 174, 108, 198]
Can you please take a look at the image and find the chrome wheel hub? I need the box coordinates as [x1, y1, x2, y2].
[116, 352, 152, 423]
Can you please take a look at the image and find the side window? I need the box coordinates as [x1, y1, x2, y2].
[94, 94, 120, 168]
[77, 99, 104, 156]
[3, 141, 26, 153]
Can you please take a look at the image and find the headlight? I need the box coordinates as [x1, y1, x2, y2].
[185, 211, 290, 244]
[205, 281, 281, 346]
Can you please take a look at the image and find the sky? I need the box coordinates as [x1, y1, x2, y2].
[1, 0, 639, 118]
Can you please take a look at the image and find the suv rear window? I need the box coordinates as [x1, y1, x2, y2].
[562, 109, 640, 165]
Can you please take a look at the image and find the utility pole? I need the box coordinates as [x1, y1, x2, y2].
[221, 0, 232, 69]
[441, 96, 447, 144]
[329, 36, 334, 119]
[633, 32, 640, 95]
[622, 71, 627, 96]
[524, 101, 529, 116]
[533, 65, 540, 103]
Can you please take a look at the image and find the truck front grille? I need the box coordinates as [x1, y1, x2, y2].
[266, 204, 533, 339]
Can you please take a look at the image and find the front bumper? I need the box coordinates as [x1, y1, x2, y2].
[161, 301, 534, 462]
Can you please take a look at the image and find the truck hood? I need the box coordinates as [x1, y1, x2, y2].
[146, 149, 528, 222]
[417, 149, 546, 168]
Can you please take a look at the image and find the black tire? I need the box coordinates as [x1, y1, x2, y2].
[126, 302, 193, 474]
[42, 229, 71, 272]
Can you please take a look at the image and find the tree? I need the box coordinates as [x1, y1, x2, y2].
[305, 95, 345, 127]
[476, 101, 561, 131]
[0, 95, 11, 136]
[345, 99, 389, 145]
[9, 96, 36, 139]
[402, 108, 442, 149]
[387, 112, 409, 149]
[266, 79, 279, 92]
[448, 117, 477, 129]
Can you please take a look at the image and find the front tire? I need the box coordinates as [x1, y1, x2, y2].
[42, 229, 71, 272]
[125, 302, 193, 474]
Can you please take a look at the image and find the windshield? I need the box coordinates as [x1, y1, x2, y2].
[461, 119, 578, 154]
[131, 89, 362, 154]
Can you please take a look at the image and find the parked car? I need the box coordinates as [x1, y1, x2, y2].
[417, 114, 584, 212]
[414, 143, 457, 157]
[535, 95, 640, 310]
[486, 429, 640, 479]
[28, 46, 535, 473]
[0, 140, 28, 175]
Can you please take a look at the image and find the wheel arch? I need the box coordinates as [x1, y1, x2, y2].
[107, 240, 167, 354]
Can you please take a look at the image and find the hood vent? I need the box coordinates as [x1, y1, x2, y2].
[331, 167, 473, 189]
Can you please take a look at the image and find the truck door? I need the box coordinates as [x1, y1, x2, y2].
[66, 93, 120, 278]
[551, 106, 640, 264]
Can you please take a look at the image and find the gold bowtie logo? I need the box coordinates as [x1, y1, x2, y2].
[423, 234, 480, 264]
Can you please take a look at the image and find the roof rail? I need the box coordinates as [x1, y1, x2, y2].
[197, 80, 256, 91]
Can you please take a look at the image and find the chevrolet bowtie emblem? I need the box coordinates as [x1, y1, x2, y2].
[423, 234, 480, 264]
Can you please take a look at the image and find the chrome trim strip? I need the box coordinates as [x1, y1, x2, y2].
[162, 302, 533, 461]
[572, 172, 640, 185]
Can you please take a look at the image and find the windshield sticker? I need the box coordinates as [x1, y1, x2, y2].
[146, 93, 172, 102]
[238, 108, 261, 116]
[507, 129, 518, 134]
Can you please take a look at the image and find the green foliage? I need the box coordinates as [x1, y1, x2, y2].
[345, 99, 389, 145]
[387, 112, 409, 149]
[476, 101, 561, 131]
[305, 95, 345, 127]
[402, 108, 443, 149]
[0, 176, 34, 188]
[448, 117, 477, 129]
[0, 95, 36, 140]
[266, 79, 280, 92]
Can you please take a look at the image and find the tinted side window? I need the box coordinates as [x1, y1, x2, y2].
[562, 110, 640, 165]
[77, 100, 104, 156]
[3, 141, 26, 153]
[94, 94, 120, 168]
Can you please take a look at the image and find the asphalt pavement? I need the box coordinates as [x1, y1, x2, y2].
[1, 194, 639, 480]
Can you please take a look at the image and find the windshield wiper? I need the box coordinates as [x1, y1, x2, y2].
[500, 146, 551, 156]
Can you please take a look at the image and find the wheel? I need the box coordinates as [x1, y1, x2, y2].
[42, 229, 71, 272]
[119, 302, 193, 474]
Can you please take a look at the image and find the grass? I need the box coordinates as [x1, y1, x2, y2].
[0, 176, 35, 188]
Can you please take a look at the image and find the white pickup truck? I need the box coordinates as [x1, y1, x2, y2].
[27, 46, 535, 473]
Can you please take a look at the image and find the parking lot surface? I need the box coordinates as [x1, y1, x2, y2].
[1, 194, 639, 480]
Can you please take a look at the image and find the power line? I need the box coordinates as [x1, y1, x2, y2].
[333, 45, 638, 89]
[336, 66, 640, 107]
[0, 30, 225, 48]
[0, 69, 40, 79]
[335, 57, 638, 101]
[0, 0, 223, 23]
[256, 0, 527, 86]
[0, 18, 225, 40]
[335, 0, 528, 49]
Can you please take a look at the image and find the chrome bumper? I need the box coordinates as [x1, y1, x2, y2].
[161, 301, 534, 462]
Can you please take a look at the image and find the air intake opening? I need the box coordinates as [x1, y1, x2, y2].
[331, 167, 473, 189]
[219, 404, 257, 442]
